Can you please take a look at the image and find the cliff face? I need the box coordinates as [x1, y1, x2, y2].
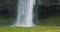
[0, 0, 17, 8]
[0, 0, 60, 18]
[37, 0, 60, 20]
[0, 0, 17, 18]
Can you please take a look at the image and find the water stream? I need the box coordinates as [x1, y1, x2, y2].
[14, 0, 36, 27]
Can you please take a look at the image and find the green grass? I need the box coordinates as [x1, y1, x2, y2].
[38, 15, 60, 26]
[0, 14, 60, 32]
[0, 26, 60, 32]
[0, 15, 60, 26]
[0, 17, 16, 25]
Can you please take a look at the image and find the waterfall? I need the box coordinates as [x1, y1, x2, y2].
[14, 0, 36, 27]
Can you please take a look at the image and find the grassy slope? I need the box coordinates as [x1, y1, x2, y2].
[0, 13, 60, 32]
[0, 26, 60, 32]
[0, 17, 16, 25]
[38, 15, 60, 26]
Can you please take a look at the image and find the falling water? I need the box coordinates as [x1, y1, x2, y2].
[14, 0, 36, 27]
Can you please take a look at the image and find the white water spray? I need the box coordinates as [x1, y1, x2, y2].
[14, 0, 36, 27]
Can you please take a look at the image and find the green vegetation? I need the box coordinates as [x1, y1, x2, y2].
[0, 15, 60, 26]
[38, 15, 60, 26]
[0, 17, 16, 26]
[1, 15, 60, 32]
[0, 26, 60, 32]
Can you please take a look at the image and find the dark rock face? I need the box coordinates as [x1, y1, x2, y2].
[0, 9, 9, 19]
[38, 5, 60, 20]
